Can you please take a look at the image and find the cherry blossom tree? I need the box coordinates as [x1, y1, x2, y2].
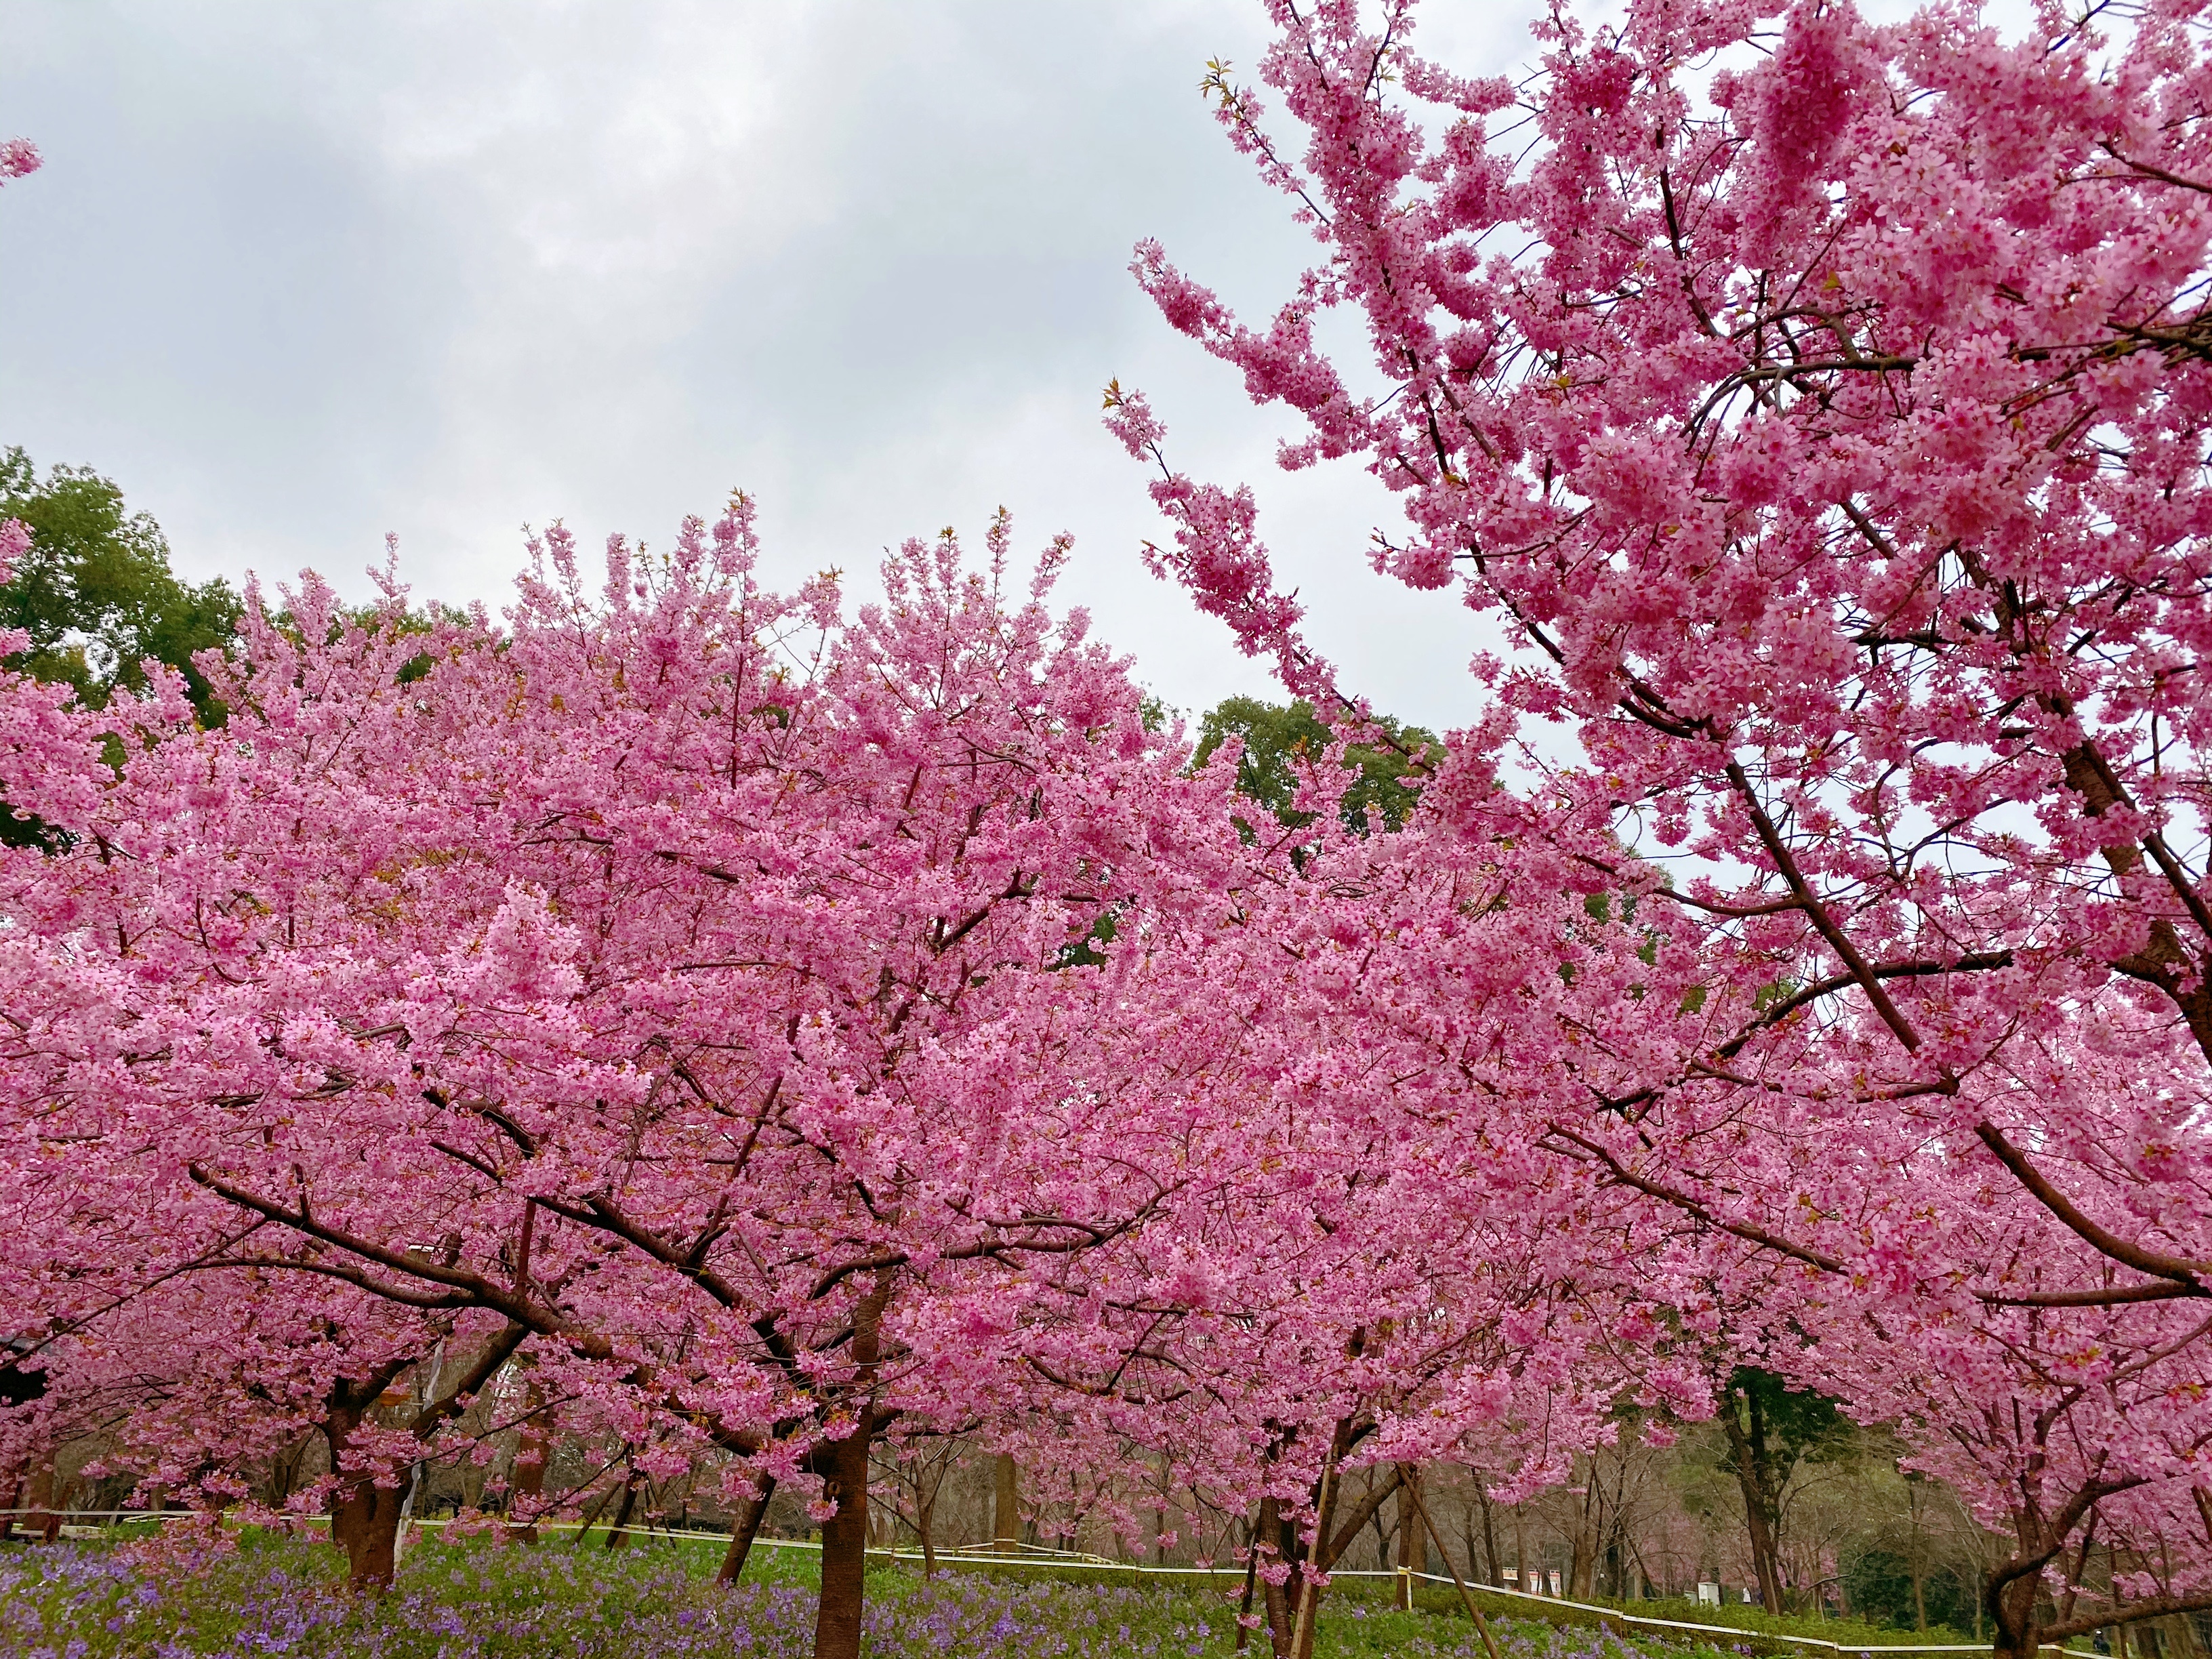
[0, 1262, 520, 1580]
[1690, 1026, 2212, 1654]
[1113, 0, 2212, 1647]
[993, 781, 1710, 1659]
[0, 504, 1327, 1656]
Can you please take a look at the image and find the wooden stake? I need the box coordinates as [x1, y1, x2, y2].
[1406, 1475, 1502, 1659]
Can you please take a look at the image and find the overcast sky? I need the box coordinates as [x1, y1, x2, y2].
[0, 1, 1571, 732]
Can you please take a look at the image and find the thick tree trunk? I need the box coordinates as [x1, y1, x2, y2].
[18, 1460, 60, 1543]
[918, 1490, 937, 1580]
[1719, 1401, 1786, 1614]
[809, 1273, 890, 1659]
[505, 1385, 548, 1545]
[1989, 1565, 2043, 1659]
[1261, 1570, 1291, 1654]
[1256, 1495, 1292, 1658]
[604, 1475, 640, 1549]
[323, 1395, 411, 1591]
[718, 1478, 775, 1584]
[809, 1415, 875, 1659]
[331, 1475, 406, 1590]
[1250, 1429, 1395, 1659]
[1568, 1472, 1598, 1601]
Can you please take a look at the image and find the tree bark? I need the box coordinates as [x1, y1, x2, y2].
[332, 1483, 405, 1589]
[265, 1431, 312, 1511]
[323, 1397, 409, 1591]
[808, 1273, 890, 1659]
[1273, 1433, 1401, 1659]
[604, 1475, 640, 1549]
[1989, 1557, 2044, 1659]
[809, 1414, 875, 1659]
[1719, 1393, 1787, 1614]
[717, 1477, 775, 1584]
[329, 1450, 407, 1591]
[505, 1383, 548, 1545]
[18, 1459, 60, 1544]
[1257, 1495, 1292, 1659]
[1569, 1469, 1598, 1600]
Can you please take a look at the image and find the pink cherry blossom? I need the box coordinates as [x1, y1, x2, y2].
[1121, 1, 2212, 1648]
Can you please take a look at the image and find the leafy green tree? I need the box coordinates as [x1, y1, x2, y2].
[0, 449, 241, 848]
[1719, 1366, 1852, 1613]
[0, 447, 240, 724]
[1845, 1548, 1973, 1635]
[1193, 696, 1438, 837]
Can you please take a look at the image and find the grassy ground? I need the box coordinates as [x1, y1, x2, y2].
[1510, 1589, 1985, 1651]
[810, 1549, 2008, 1658]
[0, 1528, 1768, 1659]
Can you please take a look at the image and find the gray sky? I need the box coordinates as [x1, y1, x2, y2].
[1, 1, 1546, 731]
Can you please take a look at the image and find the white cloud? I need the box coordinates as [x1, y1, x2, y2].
[0, 0, 1547, 733]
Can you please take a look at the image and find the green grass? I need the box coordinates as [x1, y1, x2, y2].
[851, 1552, 2013, 1658]
[0, 1528, 1782, 1659]
[1542, 1592, 1986, 1650]
[1393, 1584, 1985, 1657]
